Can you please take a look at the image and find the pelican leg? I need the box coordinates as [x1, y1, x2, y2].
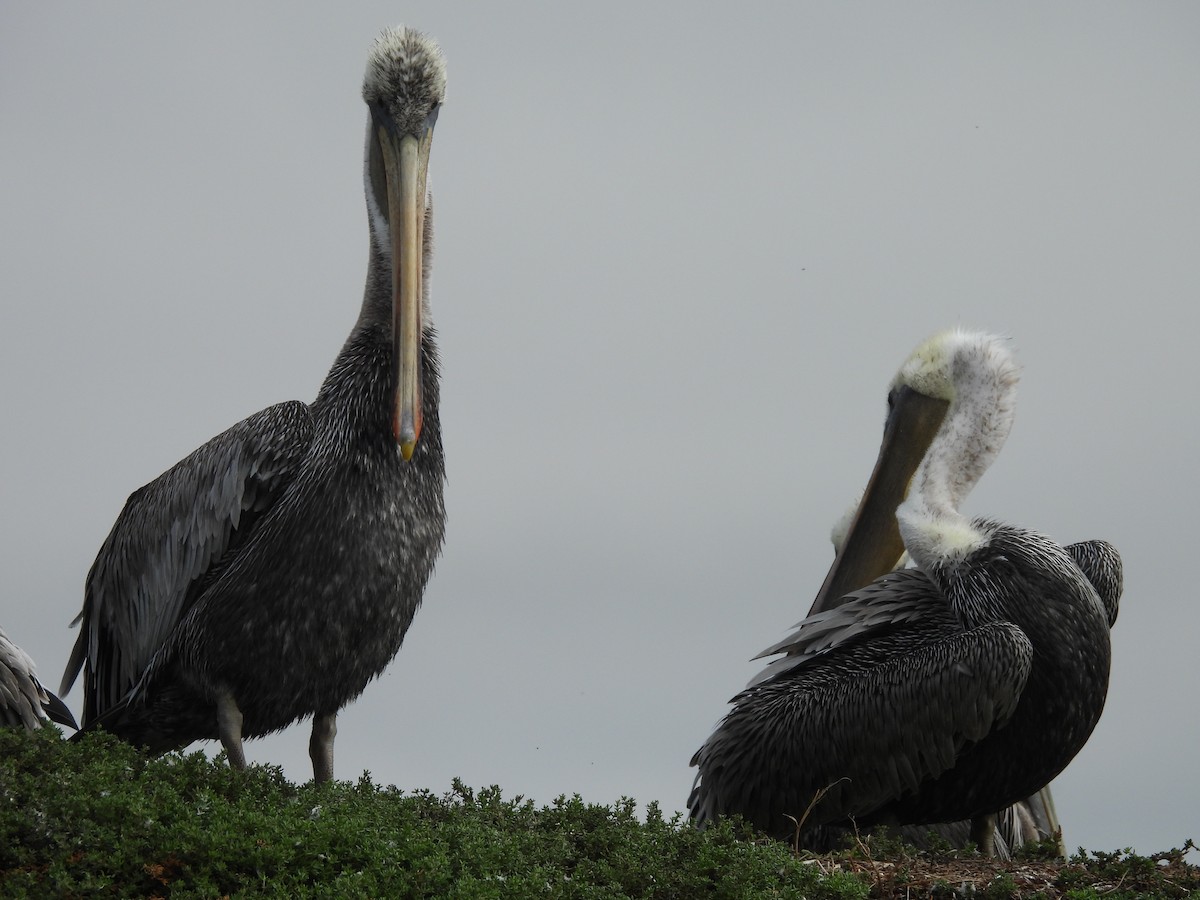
[216, 691, 247, 770]
[1031, 785, 1066, 856]
[970, 813, 998, 858]
[310, 711, 337, 783]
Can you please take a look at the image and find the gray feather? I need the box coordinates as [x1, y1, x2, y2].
[2, 626, 77, 730]
[61, 402, 313, 721]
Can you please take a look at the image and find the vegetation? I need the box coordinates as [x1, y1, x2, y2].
[1, 728, 1195, 898]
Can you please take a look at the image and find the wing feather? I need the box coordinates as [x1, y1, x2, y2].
[748, 569, 938, 687]
[0, 637, 43, 730]
[1, 626, 76, 729]
[690, 614, 1034, 837]
[61, 401, 314, 722]
[1065, 540, 1122, 628]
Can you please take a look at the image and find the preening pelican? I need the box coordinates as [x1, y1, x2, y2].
[60, 26, 448, 782]
[1, 627, 76, 731]
[911, 533, 1120, 855]
[688, 329, 1120, 854]
[820, 498, 1059, 857]
[819, 495, 1118, 856]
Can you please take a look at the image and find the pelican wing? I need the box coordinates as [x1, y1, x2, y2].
[1066, 540, 1122, 628]
[1, 627, 76, 730]
[749, 569, 936, 687]
[689, 583, 1034, 836]
[1, 629, 47, 729]
[61, 401, 314, 722]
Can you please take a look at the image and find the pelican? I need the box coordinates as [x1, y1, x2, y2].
[1, 626, 76, 730]
[820, 499, 1063, 856]
[816, 500, 1117, 856]
[688, 329, 1120, 854]
[59, 26, 447, 782]
[905, 533, 1120, 855]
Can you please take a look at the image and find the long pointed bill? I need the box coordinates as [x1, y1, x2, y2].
[380, 125, 433, 460]
[808, 386, 950, 614]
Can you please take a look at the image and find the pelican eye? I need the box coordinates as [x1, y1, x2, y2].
[424, 104, 441, 132]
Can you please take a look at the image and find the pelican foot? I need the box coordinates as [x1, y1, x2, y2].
[971, 812, 998, 858]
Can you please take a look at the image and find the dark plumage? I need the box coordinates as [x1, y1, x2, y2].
[1, 626, 77, 730]
[900, 536, 1121, 856]
[688, 329, 1119, 853]
[60, 26, 448, 781]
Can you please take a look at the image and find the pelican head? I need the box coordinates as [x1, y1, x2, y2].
[362, 26, 446, 459]
[812, 328, 1018, 609]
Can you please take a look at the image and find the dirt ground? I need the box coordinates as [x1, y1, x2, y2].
[803, 839, 1199, 898]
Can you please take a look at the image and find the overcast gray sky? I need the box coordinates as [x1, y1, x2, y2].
[2, 3, 1197, 856]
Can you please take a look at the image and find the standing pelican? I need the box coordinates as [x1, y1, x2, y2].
[1, 627, 77, 731]
[688, 329, 1119, 853]
[60, 26, 448, 782]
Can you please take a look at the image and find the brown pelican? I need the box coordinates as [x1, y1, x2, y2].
[1, 627, 77, 730]
[820, 499, 1062, 857]
[819, 498, 1117, 856]
[59, 26, 447, 782]
[688, 329, 1120, 854]
[912, 528, 1120, 855]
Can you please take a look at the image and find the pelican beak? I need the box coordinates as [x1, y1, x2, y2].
[809, 385, 950, 613]
[377, 118, 434, 460]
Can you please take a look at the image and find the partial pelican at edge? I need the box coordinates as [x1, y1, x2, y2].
[2, 626, 76, 731]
